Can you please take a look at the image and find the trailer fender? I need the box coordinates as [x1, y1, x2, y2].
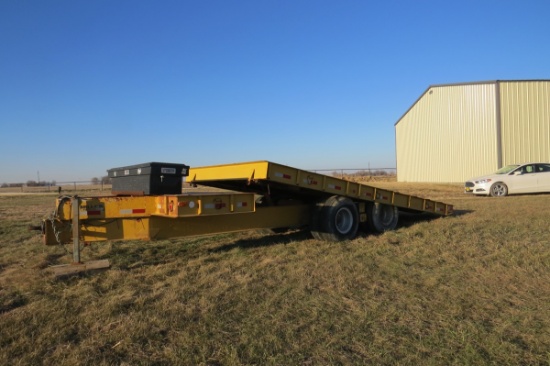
[310, 196, 359, 241]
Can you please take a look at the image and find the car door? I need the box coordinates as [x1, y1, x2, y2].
[510, 164, 539, 193]
[534, 164, 550, 192]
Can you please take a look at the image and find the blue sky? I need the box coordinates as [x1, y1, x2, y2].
[1, 1, 549, 183]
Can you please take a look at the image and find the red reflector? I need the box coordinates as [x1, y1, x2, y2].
[87, 210, 102, 216]
[133, 209, 146, 214]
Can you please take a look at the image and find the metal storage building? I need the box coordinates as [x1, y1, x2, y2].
[395, 80, 550, 183]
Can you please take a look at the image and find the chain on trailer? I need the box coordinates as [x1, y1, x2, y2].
[42, 196, 73, 252]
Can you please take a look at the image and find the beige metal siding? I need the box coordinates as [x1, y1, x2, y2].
[499, 81, 550, 164]
[396, 83, 498, 182]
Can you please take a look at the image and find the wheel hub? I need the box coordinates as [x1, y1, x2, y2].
[335, 207, 353, 234]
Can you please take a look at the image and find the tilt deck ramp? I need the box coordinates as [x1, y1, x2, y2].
[188, 161, 453, 216]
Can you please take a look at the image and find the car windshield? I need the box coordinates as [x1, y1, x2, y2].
[495, 165, 520, 174]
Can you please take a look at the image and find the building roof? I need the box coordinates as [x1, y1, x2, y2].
[394, 79, 550, 126]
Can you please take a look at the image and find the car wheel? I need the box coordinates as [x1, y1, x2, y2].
[490, 182, 508, 197]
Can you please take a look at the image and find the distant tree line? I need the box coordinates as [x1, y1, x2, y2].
[1, 176, 111, 188]
[26, 180, 57, 187]
[1, 180, 57, 188]
[356, 169, 393, 176]
[1, 183, 24, 188]
[91, 176, 112, 185]
[332, 169, 395, 177]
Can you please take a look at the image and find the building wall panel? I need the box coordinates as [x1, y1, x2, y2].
[499, 81, 550, 164]
[396, 83, 498, 182]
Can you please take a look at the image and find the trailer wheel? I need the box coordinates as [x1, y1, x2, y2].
[365, 202, 399, 233]
[311, 196, 359, 241]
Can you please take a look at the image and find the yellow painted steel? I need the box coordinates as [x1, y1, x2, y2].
[54, 193, 256, 220]
[55, 196, 159, 220]
[187, 161, 270, 182]
[43, 161, 453, 246]
[157, 193, 255, 218]
[189, 161, 453, 215]
[149, 205, 311, 240]
[43, 204, 311, 245]
[44, 218, 154, 244]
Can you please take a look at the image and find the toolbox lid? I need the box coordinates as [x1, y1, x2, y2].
[107, 162, 190, 178]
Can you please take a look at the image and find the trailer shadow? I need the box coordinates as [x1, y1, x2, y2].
[210, 229, 312, 253]
[448, 209, 471, 216]
[357, 209, 472, 237]
[397, 209, 471, 226]
[212, 209, 473, 252]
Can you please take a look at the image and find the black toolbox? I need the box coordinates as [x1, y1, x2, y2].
[107, 162, 190, 195]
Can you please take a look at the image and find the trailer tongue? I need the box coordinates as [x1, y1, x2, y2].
[42, 160, 453, 247]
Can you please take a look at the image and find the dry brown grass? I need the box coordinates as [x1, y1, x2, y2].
[1, 185, 549, 365]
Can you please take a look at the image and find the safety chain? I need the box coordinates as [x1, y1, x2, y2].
[47, 196, 82, 254]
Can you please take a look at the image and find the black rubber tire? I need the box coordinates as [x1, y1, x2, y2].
[310, 196, 359, 241]
[365, 202, 399, 233]
[490, 182, 508, 197]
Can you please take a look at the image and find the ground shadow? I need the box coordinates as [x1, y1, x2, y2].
[210, 230, 311, 253]
[37, 252, 68, 269]
[449, 209, 472, 217]
[393, 209, 473, 230]
[0, 292, 28, 314]
[213, 209, 476, 251]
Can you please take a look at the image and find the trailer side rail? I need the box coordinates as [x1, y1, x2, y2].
[188, 161, 453, 215]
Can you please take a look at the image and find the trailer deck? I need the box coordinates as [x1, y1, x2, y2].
[188, 161, 453, 215]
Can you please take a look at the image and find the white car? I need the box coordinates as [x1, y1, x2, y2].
[465, 163, 550, 197]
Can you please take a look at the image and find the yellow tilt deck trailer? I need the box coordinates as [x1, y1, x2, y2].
[42, 161, 453, 254]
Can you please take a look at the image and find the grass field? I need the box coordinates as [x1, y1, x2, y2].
[1, 183, 549, 365]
